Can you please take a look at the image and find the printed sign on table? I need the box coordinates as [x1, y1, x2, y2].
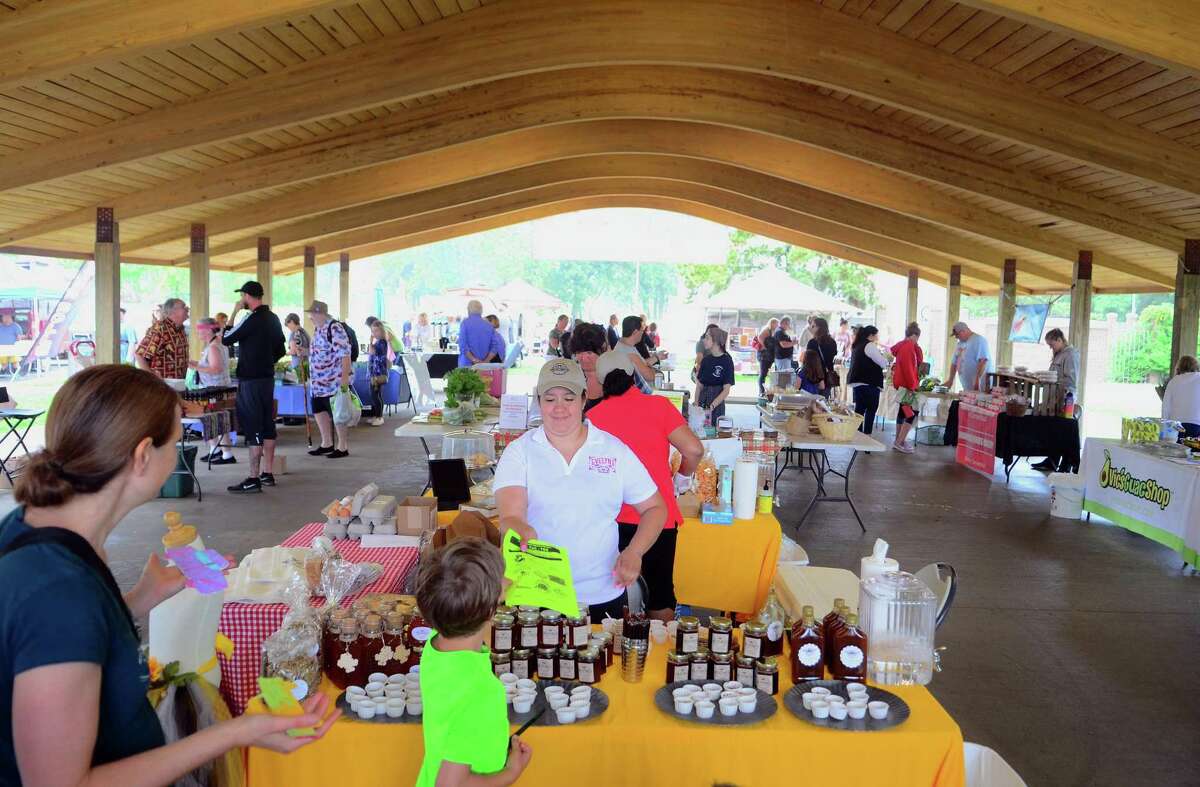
[499, 393, 530, 429]
[956, 403, 998, 476]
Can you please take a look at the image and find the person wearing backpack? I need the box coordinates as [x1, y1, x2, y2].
[307, 301, 354, 459]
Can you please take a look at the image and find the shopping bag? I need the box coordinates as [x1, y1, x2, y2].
[332, 386, 363, 427]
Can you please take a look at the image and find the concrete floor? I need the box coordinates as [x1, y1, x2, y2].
[4, 403, 1197, 787]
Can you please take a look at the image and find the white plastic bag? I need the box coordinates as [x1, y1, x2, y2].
[332, 386, 363, 427]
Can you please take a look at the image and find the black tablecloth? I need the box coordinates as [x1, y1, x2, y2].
[943, 400, 1081, 469]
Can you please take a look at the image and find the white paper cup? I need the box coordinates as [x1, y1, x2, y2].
[847, 701, 868, 719]
[719, 697, 739, 717]
[499, 673, 519, 685]
[570, 699, 591, 719]
[720, 690, 740, 701]
[365, 681, 385, 696]
[386, 699, 405, 718]
[555, 707, 576, 724]
[703, 683, 722, 694]
[683, 684, 704, 695]
[737, 687, 756, 698]
[346, 685, 366, 698]
[570, 686, 592, 701]
[868, 701, 889, 720]
[826, 694, 846, 705]
[515, 678, 536, 692]
[674, 697, 695, 715]
[738, 696, 757, 714]
[811, 686, 831, 696]
[543, 686, 566, 698]
[384, 684, 406, 696]
[386, 674, 406, 685]
[368, 672, 388, 684]
[548, 695, 570, 710]
[356, 700, 377, 720]
[723, 681, 743, 692]
[694, 700, 715, 719]
[672, 687, 693, 701]
[405, 700, 423, 716]
[829, 703, 848, 720]
[847, 682, 868, 694]
[513, 696, 534, 713]
[811, 700, 830, 719]
[704, 688, 722, 702]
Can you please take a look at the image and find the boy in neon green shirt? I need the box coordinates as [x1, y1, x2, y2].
[416, 539, 532, 786]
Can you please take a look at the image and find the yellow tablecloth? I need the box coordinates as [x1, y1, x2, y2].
[673, 511, 782, 615]
[249, 640, 963, 787]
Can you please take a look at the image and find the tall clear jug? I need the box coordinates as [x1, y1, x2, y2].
[858, 571, 936, 685]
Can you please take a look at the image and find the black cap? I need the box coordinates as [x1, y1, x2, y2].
[235, 281, 264, 298]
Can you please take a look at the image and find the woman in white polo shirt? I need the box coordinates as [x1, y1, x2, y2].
[495, 358, 669, 620]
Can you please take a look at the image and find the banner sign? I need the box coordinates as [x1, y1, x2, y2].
[1082, 438, 1199, 565]
[956, 403, 998, 476]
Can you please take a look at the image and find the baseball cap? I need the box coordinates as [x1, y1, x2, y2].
[305, 300, 329, 315]
[595, 350, 636, 384]
[234, 281, 264, 298]
[536, 358, 586, 396]
[951, 321, 969, 333]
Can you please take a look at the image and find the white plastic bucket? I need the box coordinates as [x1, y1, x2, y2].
[1048, 472, 1084, 519]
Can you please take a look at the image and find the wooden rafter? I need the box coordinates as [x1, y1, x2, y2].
[3, 0, 1199, 199]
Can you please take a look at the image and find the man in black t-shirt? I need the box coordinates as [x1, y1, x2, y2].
[773, 316, 796, 371]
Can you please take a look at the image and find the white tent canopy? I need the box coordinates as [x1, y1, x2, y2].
[706, 268, 860, 314]
[493, 279, 564, 311]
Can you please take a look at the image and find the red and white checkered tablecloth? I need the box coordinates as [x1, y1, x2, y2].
[217, 523, 419, 714]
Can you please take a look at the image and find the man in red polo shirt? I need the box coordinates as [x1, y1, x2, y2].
[587, 352, 704, 620]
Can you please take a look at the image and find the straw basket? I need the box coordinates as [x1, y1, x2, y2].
[813, 411, 864, 442]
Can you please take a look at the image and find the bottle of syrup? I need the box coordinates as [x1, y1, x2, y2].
[822, 598, 846, 643]
[824, 603, 849, 669]
[790, 608, 824, 683]
[832, 612, 868, 682]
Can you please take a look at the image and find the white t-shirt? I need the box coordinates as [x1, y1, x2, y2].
[493, 423, 658, 605]
[1162, 371, 1200, 424]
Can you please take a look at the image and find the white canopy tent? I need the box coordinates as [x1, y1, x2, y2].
[706, 268, 861, 315]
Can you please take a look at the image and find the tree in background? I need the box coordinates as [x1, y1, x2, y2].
[679, 230, 877, 309]
[1108, 303, 1185, 383]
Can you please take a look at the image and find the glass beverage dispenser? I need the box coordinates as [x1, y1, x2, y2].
[858, 571, 937, 685]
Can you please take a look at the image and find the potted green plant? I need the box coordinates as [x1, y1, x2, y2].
[444, 367, 488, 420]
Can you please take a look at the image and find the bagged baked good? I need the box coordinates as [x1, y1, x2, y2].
[261, 571, 321, 699]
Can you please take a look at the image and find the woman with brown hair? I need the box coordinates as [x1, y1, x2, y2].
[806, 317, 839, 396]
[799, 349, 827, 396]
[0, 365, 336, 785]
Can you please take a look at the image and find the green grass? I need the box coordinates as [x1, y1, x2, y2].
[4, 367, 72, 425]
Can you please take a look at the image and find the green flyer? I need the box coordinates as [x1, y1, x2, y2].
[502, 530, 578, 615]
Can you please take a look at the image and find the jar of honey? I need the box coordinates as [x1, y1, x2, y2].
[490, 650, 512, 677]
[708, 617, 733, 654]
[516, 611, 541, 650]
[352, 614, 385, 686]
[382, 612, 408, 676]
[711, 651, 734, 683]
[557, 646, 577, 681]
[755, 656, 780, 696]
[593, 633, 614, 667]
[539, 610, 563, 647]
[690, 648, 711, 682]
[567, 614, 591, 648]
[666, 649, 690, 685]
[577, 646, 600, 684]
[536, 646, 557, 680]
[491, 612, 515, 653]
[323, 607, 350, 669]
[676, 616, 700, 654]
[736, 654, 756, 686]
[325, 618, 359, 689]
[407, 611, 433, 650]
[511, 648, 534, 680]
[743, 622, 767, 659]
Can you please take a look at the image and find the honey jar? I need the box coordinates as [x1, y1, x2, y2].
[577, 646, 600, 684]
[516, 611, 541, 649]
[490, 650, 511, 676]
[711, 651, 734, 683]
[511, 648, 534, 680]
[755, 656, 780, 696]
[690, 648, 711, 682]
[539, 610, 563, 647]
[558, 647, 577, 681]
[666, 650, 690, 685]
[743, 622, 767, 659]
[676, 616, 700, 654]
[536, 646, 557, 680]
[708, 617, 733, 654]
[736, 654, 756, 686]
[490, 612, 515, 653]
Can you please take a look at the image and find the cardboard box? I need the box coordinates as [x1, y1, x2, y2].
[430, 509, 501, 550]
[676, 491, 701, 519]
[396, 496, 438, 536]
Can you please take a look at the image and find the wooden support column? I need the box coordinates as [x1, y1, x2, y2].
[93, 208, 120, 364]
[256, 237, 273, 305]
[188, 223, 209, 358]
[303, 246, 317, 332]
[1069, 251, 1093, 402]
[944, 265, 961, 380]
[905, 269, 919, 327]
[1170, 239, 1200, 373]
[996, 259, 1017, 368]
[339, 253, 350, 319]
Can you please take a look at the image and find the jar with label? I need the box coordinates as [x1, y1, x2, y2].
[382, 611, 409, 676]
[708, 617, 733, 654]
[516, 610, 541, 650]
[539, 610, 563, 647]
[557, 647, 577, 681]
[407, 611, 434, 650]
[755, 656, 780, 695]
[675, 616, 700, 654]
[710, 651, 734, 683]
[743, 622, 767, 659]
[568, 614, 591, 648]
[577, 646, 600, 684]
[491, 612, 515, 653]
[665, 650, 690, 685]
[490, 650, 512, 677]
[594, 633, 614, 667]
[536, 646, 557, 680]
[690, 647, 711, 682]
[322, 607, 350, 671]
[736, 654, 756, 686]
[325, 618, 359, 689]
[511, 647, 534, 680]
[352, 614, 385, 686]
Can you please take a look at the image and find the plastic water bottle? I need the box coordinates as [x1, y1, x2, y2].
[1063, 392, 1074, 418]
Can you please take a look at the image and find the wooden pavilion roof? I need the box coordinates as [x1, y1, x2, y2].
[1, 0, 1198, 294]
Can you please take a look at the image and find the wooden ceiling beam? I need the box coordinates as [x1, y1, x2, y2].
[0, 0, 344, 94]
[958, 1, 1200, 80]
[3, 0, 1198, 196]
[6, 67, 1180, 255]
[137, 119, 1166, 285]
[0, 245, 172, 266]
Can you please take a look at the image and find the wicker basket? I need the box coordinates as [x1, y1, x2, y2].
[813, 411, 864, 442]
